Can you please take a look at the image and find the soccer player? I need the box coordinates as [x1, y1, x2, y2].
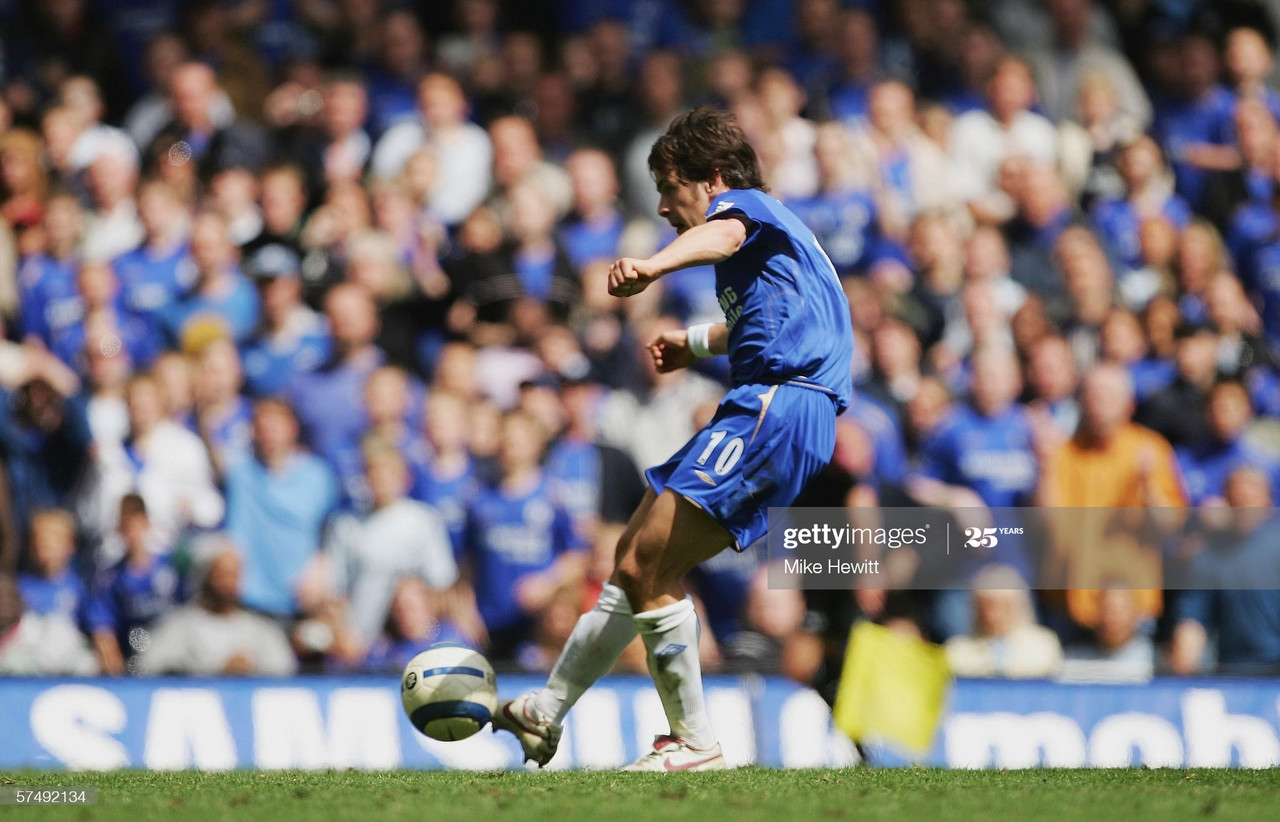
[492, 107, 854, 771]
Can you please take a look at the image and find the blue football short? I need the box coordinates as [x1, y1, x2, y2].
[645, 381, 838, 551]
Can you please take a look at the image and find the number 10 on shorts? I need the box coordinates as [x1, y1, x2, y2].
[696, 431, 744, 475]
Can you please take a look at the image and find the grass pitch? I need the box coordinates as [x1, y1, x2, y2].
[2, 768, 1276, 822]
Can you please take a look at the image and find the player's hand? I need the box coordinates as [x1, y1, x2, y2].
[608, 257, 659, 297]
[648, 329, 696, 373]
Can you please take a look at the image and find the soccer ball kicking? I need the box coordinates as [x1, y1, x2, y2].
[489, 106, 854, 771]
[401, 644, 498, 741]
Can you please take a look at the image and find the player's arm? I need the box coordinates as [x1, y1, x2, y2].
[649, 322, 728, 373]
[608, 218, 748, 297]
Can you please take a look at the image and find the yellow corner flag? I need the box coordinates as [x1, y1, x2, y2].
[832, 621, 952, 759]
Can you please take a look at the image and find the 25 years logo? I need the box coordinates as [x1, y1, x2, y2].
[963, 526, 1024, 548]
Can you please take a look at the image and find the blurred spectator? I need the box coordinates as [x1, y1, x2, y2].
[1201, 98, 1277, 232]
[624, 51, 687, 219]
[1039, 363, 1186, 508]
[240, 243, 332, 397]
[324, 441, 464, 649]
[360, 577, 471, 672]
[719, 565, 806, 672]
[1058, 71, 1143, 207]
[78, 373, 222, 551]
[85, 494, 179, 674]
[487, 115, 573, 223]
[371, 74, 492, 226]
[915, 346, 1038, 510]
[1037, 363, 1184, 633]
[288, 73, 371, 200]
[1177, 379, 1279, 506]
[1027, 0, 1150, 128]
[949, 56, 1058, 221]
[860, 317, 923, 424]
[193, 338, 253, 474]
[412, 391, 478, 559]
[16, 509, 84, 622]
[242, 165, 309, 261]
[786, 122, 882, 277]
[1, 130, 48, 229]
[152, 350, 197, 427]
[559, 148, 627, 272]
[1008, 164, 1078, 296]
[156, 211, 260, 347]
[135, 536, 296, 676]
[1099, 307, 1176, 401]
[123, 34, 233, 152]
[0, 573, 97, 675]
[753, 67, 819, 200]
[851, 80, 956, 233]
[1090, 136, 1191, 272]
[111, 178, 195, 322]
[1205, 271, 1268, 379]
[1170, 467, 1280, 676]
[60, 76, 138, 176]
[225, 398, 336, 619]
[363, 9, 431, 137]
[17, 191, 84, 350]
[1061, 586, 1155, 682]
[82, 337, 133, 452]
[1223, 27, 1280, 128]
[146, 62, 270, 182]
[496, 181, 581, 324]
[83, 144, 144, 263]
[0, 378, 92, 543]
[945, 565, 1063, 678]
[1135, 321, 1219, 448]
[465, 410, 586, 659]
[333, 365, 426, 509]
[820, 8, 882, 127]
[287, 282, 383, 466]
[1150, 34, 1237, 209]
[51, 261, 157, 375]
[545, 377, 647, 541]
[210, 168, 263, 246]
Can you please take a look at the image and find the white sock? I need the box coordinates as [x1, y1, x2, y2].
[532, 583, 636, 725]
[634, 596, 717, 750]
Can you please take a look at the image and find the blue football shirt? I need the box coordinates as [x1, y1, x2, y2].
[704, 188, 855, 412]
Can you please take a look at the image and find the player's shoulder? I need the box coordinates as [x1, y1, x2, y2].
[708, 187, 777, 218]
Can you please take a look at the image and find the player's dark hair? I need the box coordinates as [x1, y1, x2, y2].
[648, 105, 766, 192]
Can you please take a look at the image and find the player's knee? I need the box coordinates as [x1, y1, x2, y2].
[611, 538, 657, 604]
[611, 553, 647, 604]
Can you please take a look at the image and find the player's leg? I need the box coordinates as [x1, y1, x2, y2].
[494, 490, 662, 765]
[530, 489, 660, 722]
[613, 489, 731, 770]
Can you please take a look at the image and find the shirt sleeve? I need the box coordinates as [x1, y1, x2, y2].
[705, 190, 773, 247]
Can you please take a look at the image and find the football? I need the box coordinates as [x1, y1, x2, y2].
[400, 644, 499, 741]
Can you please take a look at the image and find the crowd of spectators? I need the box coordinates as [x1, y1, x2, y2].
[0, 0, 1279, 689]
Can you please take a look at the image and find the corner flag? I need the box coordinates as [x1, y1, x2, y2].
[832, 621, 951, 759]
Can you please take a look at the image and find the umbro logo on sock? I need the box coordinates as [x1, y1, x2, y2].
[654, 644, 687, 658]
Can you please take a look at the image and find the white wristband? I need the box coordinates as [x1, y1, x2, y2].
[686, 323, 715, 358]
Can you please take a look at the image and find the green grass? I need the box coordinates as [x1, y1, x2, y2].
[2, 768, 1277, 822]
